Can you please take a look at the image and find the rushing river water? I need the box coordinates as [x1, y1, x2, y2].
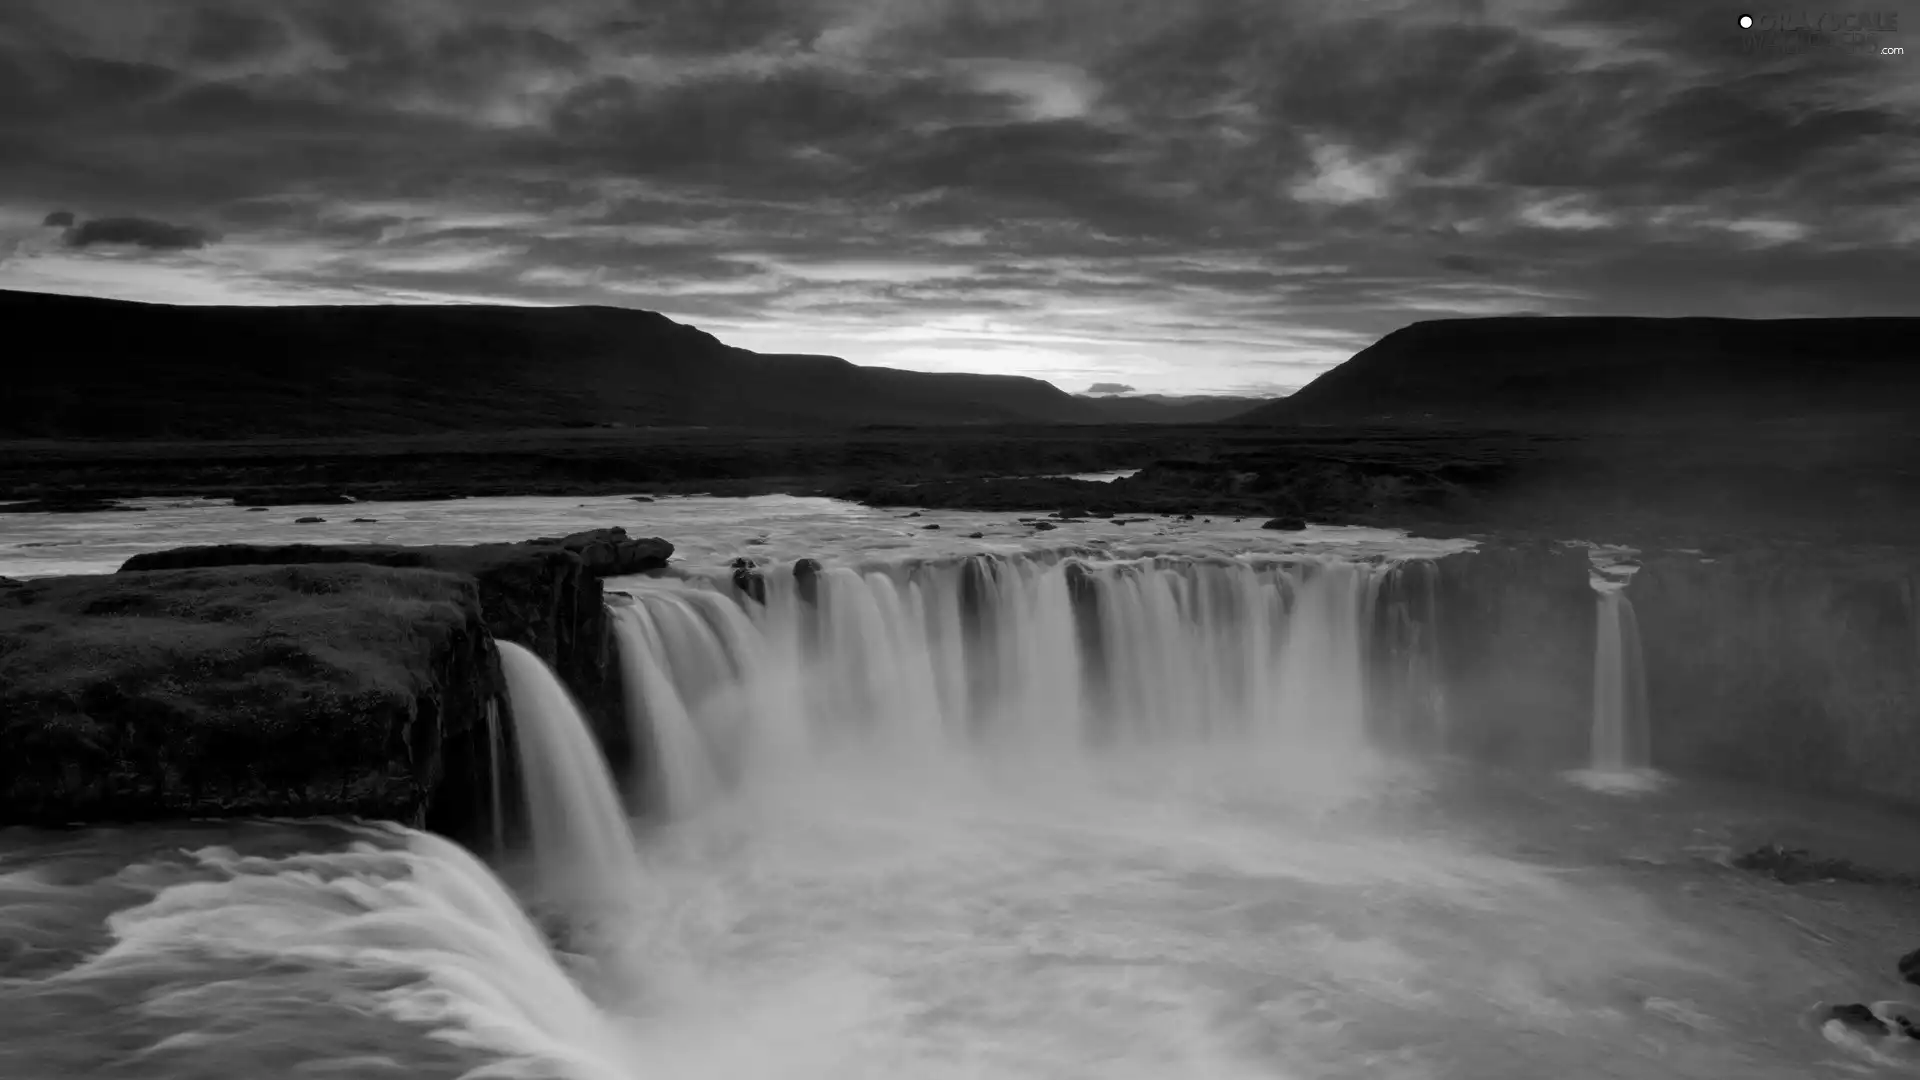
[3, 495, 1919, 1078]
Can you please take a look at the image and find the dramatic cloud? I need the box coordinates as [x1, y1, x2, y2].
[42, 210, 74, 227]
[63, 215, 212, 250]
[1085, 382, 1137, 395]
[0, 0, 1912, 392]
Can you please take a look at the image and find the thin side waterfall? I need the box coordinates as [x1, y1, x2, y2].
[495, 641, 644, 905]
[485, 697, 507, 857]
[613, 553, 1400, 812]
[1589, 586, 1652, 773]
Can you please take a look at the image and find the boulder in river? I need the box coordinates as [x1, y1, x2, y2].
[731, 557, 767, 605]
[1263, 516, 1307, 530]
[1900, 948, 1920, 986]
[1825, 1003, 1891, 1037]
[793, 558, 822, 605]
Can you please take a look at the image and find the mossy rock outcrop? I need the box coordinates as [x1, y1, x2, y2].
[116, 527, 673, 766]
[0, 564, 499, 826]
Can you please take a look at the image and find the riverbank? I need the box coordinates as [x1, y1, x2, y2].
[7, 420, 1918, 549]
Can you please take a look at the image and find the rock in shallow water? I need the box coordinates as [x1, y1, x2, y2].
[1901, 948, 1920, 986]
[793, 558, 822, 605]
[731, 557, 767, 605]
[1827, 1003, 1891, 1037]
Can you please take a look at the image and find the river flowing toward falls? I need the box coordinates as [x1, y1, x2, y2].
[4, 496, 1919, 1078]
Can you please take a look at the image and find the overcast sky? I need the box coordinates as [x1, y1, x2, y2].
[1, 0, 1914, 395]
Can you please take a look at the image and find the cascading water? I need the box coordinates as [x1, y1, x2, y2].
[613, 552, 1401, 814]
[610, 603, 724, 817]
[1589, 586, 1652, 773]
[1568, 581, 1660, 795]
[496, 641, 645, 905]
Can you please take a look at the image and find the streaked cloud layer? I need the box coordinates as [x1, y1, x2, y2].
[1, 0, 1914, 393]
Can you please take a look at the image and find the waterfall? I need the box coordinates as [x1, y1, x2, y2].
[1589, 587, 1652, 773]
[612, 553, 1401, 812]
[610, 604, 722, 817]
[496, 642, 644, 905]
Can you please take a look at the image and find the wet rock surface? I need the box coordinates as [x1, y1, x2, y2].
[731, 557, 767, 605]
[1826, 1003, 1891, 1036]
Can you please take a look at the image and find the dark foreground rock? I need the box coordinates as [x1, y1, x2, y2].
[0, 498, 139, 514]
[1824, 1004, 1892, 1037]
[233, 489, 355, 507]
[1731, 843, 1916, 887]
[0, 565, 500, 827]
[117, 528, 673, 767]
[1627, 546, 1920, 807]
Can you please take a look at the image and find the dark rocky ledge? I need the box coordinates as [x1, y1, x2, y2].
[117, 527, 673, 770]
[1627, 545, 1920, 808]
[1370, 542, 1596, 767]
[0, 564, 498, 827]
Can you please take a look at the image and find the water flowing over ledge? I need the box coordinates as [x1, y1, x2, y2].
[610, 554, 1396, 817]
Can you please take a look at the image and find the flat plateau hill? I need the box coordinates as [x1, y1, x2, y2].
[2, 290, 1238, 437]
[1236, 316, 1920, 428]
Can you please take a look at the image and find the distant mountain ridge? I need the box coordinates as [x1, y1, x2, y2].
[2, 290, 1213, 438]
[1237, 316, 1920, 427]
[1075, 393, 1273, 423]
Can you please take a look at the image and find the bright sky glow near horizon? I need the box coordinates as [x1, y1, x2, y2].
[1, 0, 1915, 396]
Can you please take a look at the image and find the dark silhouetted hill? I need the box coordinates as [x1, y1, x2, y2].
[1076, 394, 1272, 423]
[1237, 316, 1920, 427]
[0, 290, 1119, 438]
